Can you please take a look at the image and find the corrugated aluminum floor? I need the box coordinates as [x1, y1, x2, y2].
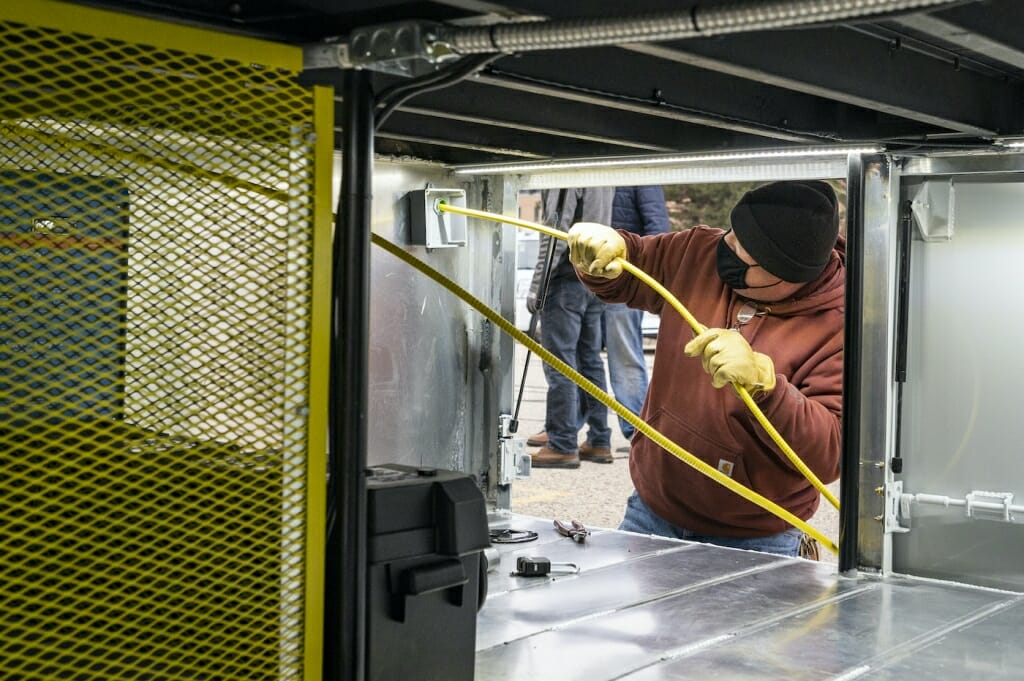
[479, 514, 1024, 681]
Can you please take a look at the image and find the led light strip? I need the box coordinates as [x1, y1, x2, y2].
[452, 145, 885, 175]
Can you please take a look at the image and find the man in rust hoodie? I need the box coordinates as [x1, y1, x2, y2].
[568, 180, 843, 557]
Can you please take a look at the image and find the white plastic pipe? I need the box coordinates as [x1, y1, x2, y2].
[903, 492, 1024, 521]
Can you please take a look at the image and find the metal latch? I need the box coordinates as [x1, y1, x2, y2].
[897, 487, 1022, 527]
[497, 414, 530, 485]
[885, 480, 911, 534]
[966, 491, 1015, 522]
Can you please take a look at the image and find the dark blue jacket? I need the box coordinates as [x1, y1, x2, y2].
[612, 186, 670, 236]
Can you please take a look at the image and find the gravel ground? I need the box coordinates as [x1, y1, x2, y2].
[508, 343, 840, 563]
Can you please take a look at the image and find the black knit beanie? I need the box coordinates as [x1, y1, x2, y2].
[729, 180, 839, 283]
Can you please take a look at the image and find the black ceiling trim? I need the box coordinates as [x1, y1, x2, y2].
[627, 26, 1011, 136]
[889, 14, 1024, 72]
[374, 110, 657, 158]
[393, 105, 675, 152]
[371, 77, 782, 153]
[483, 45, 935, 143]
[374, 130, 545, 159]
[474, 72, 828, 144]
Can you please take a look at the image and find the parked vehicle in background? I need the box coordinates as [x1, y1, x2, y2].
[641, 311, 660, 340]
[516, 231, 658, 342]
[514, 233, 539, 331]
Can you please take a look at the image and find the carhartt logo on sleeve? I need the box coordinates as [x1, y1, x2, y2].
[718, 459, 734, 477]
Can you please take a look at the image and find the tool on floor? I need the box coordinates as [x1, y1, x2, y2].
[553, 519, 590, 543]
[489, 528, 539, 544]
[510, 556, 580, 577]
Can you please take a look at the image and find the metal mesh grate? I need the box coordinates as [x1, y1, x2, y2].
[1, 11, 322, 680]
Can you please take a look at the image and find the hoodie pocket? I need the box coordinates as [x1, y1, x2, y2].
[644, 407, 751, 488]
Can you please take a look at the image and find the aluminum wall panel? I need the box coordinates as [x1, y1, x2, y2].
[894, 176, 1024, 590]
[364, 161, 515, 488]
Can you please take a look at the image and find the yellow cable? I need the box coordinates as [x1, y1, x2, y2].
[619, 260, 707, 335]
[439, 202, 840, 512]
[371, 232, 838, 555]
[613, 260, 839, 511]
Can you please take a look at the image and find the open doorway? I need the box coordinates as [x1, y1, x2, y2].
[510, 180, 846, 563]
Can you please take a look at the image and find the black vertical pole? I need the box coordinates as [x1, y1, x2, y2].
[324, 69, 373, 681]
[839, 154, 864, 572]
[890, 200, 914, 477]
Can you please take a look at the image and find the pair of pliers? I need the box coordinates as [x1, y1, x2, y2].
[553, 519, 590, 543]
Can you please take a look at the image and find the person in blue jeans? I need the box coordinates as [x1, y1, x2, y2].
[528, 186, 669, 454]
[526, 187, 615, 469]
[568, 180, 845, 558]
[618, 491, 804, 556]
[604, 186, 670, 445]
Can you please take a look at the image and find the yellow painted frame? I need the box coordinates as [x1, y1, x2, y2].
[1, 3, 331, 679]
[5, 0, 303, 70]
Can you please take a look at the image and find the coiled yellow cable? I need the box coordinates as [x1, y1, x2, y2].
[372, 232, 838, 555]
[439, 202, 840, 512]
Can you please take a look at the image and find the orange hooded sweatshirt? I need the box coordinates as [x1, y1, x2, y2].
[580, 226, 845, 537]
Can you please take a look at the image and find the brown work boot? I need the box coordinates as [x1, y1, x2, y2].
[526, 431, 548, 447]
[531, 445, 580, 469]
[579, 442, 613, 464]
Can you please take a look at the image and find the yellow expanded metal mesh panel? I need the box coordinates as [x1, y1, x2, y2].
[1, 12, 321, 681]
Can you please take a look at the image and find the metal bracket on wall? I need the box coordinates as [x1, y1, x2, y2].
[303, 21, 454, 76]
[908, 178, 955, 241]
[886, 480, 911, 534]
[498, 414, 531, 485]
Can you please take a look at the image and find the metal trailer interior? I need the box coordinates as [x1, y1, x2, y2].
[4, 1, 1024, 680]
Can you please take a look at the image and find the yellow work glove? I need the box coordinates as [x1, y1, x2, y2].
[684, 328, 777, 394]
[567, 222, 627, 279]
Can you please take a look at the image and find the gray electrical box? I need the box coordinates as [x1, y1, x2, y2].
[408, 188, 467, 249]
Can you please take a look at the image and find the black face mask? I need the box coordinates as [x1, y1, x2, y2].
[716, 236, 782, 291]
[716, 236, 750, 289]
